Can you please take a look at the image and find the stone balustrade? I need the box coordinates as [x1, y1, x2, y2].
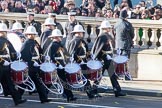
[1, 13, 162, 80]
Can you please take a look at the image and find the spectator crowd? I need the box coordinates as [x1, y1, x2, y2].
[0, 0, 162, 20]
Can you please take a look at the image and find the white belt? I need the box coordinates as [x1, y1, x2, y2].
[0, 55, 10, 58]
[78, 55, 86, 58]
[32, 56, 39, 60]
[55, 57, 64, 60]
[102, 50, 112, 54]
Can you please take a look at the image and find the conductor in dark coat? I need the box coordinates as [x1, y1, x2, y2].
[114, 9, 134, 58]
[114, 9, 134, 80]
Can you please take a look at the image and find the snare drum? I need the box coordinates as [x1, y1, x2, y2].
[113, 55, 128, 76]
[65, 63, 82, 84]
[87, 60, 103, 81]
[11, 61, 28, 84]
[40, 62, 57, 84]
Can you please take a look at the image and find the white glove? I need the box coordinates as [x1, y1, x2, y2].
[58, 64, 63, 69]
[106, 54, 112, 60]
[45, 55, 50, 61]
[33, 62, 39, 67]
[17, 52, 21, 58]
[80, 60, 85, 64]
[3, 60, 10, 66]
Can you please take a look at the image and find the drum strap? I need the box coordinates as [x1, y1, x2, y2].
[32, 46, 40, 60]
[81, 42, 86, 56]
[58, 49, 66, 64]
[4, 44, 11, 59]
[109, 41, 114, 53]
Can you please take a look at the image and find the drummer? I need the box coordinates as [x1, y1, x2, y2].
[48, 28, 77, 102]
[91, 20, 126, 97]
[20, 25, 51, 103]
[40, 17, 56, 54]
[67, 24, 97, 99]
[0, 22, 27, 105]
[11, 21, 26, 43]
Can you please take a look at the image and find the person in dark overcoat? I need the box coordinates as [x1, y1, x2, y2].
[114, 9, 134, 80]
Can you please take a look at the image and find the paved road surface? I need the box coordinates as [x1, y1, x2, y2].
[0, 92, 162, 108]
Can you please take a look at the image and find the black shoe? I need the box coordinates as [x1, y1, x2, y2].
[15, 99, 27, 106]
[86, 91, 94, 99]
[125, 73, 132, 81]
[94, 93, 102, 98]
[41, 99, 52, 103]
[67, 97, 77, 102]
[4, 94, 9, 97]
[29, 90, 37, 95]
[115, 92, 126, 97]
[62, 93, 67, 98]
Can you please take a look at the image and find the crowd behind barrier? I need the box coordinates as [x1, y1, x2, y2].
[0, 0, 160, 20]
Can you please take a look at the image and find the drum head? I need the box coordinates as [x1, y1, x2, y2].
[40, 62, 56, 73]
[7, 32, 22, 53]
[87, 60, 102, 70]
[11, 61, 28, 71]
[113, 55, 128, 64]
[65, 63, 81, 74]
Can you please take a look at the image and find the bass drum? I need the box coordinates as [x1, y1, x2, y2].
[7, 32, 23, 53]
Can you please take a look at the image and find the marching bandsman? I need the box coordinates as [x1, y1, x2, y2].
[91, 20, 126, 97]
[48, 13, 64, 35]
[65, 9, 84, 48]
[67, 24, 96, 99]
[20, 25, 51, 103]
[48, 28, 77, 102]
[11, 21, 26, 43]
[40, 17, 56, 55]
[0, 23, 27, 106]
[26, 12, 42, 36]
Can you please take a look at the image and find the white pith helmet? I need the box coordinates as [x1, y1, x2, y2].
[0, 23, 8, 32]
[48, 13, 57, 17]
[100, 20, 112, 29]
[43, 17, 56, 26]
[24, 25, 38, 35]
[49, 29, 63, 38]
[12, 22, 24, 31]
[72, 25, 85, 33]
[67, 11, 76, 16]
